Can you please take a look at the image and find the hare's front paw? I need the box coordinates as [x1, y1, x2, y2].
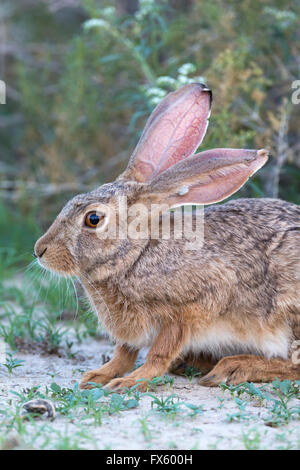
[106, 377, 148, 393]
[80, 369, 117, 389]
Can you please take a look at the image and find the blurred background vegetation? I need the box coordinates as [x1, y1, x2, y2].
[0, 0, 299, 261]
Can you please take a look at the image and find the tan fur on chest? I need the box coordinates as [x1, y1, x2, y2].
[83, 282, 159, 346]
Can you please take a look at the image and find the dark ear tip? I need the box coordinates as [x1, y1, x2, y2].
[192, 82, 213, 107]
[257, 148, 269, 162]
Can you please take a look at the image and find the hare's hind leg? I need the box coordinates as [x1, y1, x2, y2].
[199, 354, 300, 387]
[169, 353, 217, 377]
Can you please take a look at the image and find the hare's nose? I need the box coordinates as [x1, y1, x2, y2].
[34, 246, 47, 258]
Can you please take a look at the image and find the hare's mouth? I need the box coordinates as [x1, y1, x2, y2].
[35, 246, 77, 278]
[37, 259, 76, 278]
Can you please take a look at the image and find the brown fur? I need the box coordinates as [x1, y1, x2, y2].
[34, 84, 300, 391]
[199, 355, 300, 386]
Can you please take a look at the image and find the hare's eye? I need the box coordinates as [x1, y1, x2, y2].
[85, 211, 105, 228]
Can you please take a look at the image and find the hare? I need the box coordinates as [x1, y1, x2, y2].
[34, 83, 300, 391]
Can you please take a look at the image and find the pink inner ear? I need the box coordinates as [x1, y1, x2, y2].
[128, 83, 212, 182]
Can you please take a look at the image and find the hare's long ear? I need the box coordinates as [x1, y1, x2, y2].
[141, 148, 268, 207]
[121, 83, 212, 182]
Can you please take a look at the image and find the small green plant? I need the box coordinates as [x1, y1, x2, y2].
[183, 366, 202, 383]
[183, 403, 204, 418]
[140, 375, 175, 392]
[147, 392, 203, 420]
[2, 352, 25, 375]
[148, 394, 182, 417]
[219, 379, 300, 426]
[242, 427, 261, 450]
[264, 379, 300, 426]
[139, 416, 152, 442]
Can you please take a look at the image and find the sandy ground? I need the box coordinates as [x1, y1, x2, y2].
[0, 335, 299, 450]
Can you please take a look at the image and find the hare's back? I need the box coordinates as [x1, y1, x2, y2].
[204, 197, 300, 238]
[204, 197, 300, 328]
[204, 198, 300, 302]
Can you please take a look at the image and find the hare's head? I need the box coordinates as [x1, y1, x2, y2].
[34, 83, 268, 281]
